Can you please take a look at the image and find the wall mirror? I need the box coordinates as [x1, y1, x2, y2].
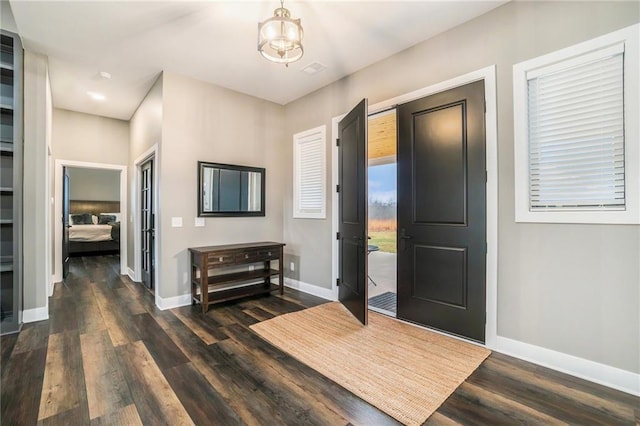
[198, 161, 265, 217]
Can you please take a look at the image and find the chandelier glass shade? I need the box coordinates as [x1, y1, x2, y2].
[258, 0, 304, 65]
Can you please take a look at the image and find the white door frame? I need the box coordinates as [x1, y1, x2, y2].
[331, 65, 498, 348]
[53, 160, 128, 282]
[133, 145, 160, 306]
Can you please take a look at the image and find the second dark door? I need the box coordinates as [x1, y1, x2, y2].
[397, 81, 486, 343]
[338, 99, 368, 325]
[62, 167, 70, 279]
[141, 158, 154, 290]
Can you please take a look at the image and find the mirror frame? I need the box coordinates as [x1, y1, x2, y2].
[197, 161, 266, 217]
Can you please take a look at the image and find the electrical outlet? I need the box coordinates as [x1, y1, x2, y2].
[290, 262, 295, 272]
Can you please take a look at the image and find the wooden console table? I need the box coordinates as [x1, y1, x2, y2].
[189, 242, 285, 313]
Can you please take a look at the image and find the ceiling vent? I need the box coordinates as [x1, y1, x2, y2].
[301, 62, 327, 75]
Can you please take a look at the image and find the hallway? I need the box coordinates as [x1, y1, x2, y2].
[1, 256, 637, 425]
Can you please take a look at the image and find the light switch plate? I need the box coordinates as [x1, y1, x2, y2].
[195, 217, 205, 227]
[171, 217, 183, 227]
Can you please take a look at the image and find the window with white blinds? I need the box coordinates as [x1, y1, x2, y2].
[527, 46, 624, 210]
[293, 125, 326, 219]
[513, 23, 639, 224]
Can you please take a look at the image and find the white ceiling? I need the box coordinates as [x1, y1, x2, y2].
[9, 1, 507, 120]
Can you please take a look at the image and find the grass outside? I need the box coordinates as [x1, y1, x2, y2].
[368, 231, 396, 253]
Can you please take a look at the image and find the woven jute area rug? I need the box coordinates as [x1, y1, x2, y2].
[251, 302, 490, 425]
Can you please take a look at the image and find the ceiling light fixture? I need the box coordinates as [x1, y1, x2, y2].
[257, 0, 304, 67]
[87, 91, 105, 101]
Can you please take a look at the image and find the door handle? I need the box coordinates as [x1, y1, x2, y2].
[399, 229, 412, 251]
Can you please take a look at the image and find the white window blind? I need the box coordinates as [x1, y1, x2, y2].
[293, 125, 326, 219]
[527, 46, 625, 211]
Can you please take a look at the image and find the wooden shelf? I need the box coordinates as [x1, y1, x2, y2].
[193, 283, 280, 305]
[195, 268, 280, 288]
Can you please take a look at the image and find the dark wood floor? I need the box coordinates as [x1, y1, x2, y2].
[1, 256, 638, 425]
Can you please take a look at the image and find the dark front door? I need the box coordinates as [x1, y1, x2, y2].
[62, 167, 70, 279]
[397, 81, 486, 342]
[141, 158, 154, 290]
[338, 99, 368, 325]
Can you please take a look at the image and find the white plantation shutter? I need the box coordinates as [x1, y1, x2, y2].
[293, 125, 326, 218]
[527, 45, 625, 210]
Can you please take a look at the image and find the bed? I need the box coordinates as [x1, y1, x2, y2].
[69, 200, 121, 256]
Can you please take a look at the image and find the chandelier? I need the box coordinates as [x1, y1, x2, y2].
[257, 0, 304, 66]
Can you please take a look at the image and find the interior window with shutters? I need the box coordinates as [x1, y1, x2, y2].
[513, 24, 639, 224]
[293, 125, 326, 219]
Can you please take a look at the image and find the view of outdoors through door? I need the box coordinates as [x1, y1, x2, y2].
[367, 109, 398, 316]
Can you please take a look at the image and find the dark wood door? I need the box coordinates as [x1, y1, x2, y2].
[397, 81, 486, 342]
[141, 158, 154, 290]
[62, 167, 70, 279]
[338, 99, 368, 325]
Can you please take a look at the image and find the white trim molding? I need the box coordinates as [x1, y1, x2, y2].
[284, 278, 336, 301]
[156, 294, 191, 310]
[23, 306, 49, 323]
[127, 267, 138, 283]
[53, 160, 128, 282]
[495, 336, 640, 397]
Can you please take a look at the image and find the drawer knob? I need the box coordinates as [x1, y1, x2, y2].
[219, 256, 223, 262]
[268, 252, 271, 256]
[245, 254, 249, 259]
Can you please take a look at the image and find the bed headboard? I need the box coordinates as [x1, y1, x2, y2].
[70, 200, 120, 215]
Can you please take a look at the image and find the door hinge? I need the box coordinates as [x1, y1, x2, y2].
[336, 278, 340, 287]
[485, 312, 487, 324]
[484, 99, 487, 113]
[336, 184, 340, 193]
[336, 232, 340, 240]
[485, 170, 488, 182]
[485, 242, 488, 254]
[336, 138, 340, 147]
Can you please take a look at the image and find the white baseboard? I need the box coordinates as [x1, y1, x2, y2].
[23, 306, 49, 323]
[127, 267, 139, 282]
[284, 278, 336, 301]
[49, 276, 55, 297]
[156, 294, 191, 310]
[494, 336, 640, 397]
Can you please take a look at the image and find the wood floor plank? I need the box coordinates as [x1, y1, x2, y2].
[38, 406, 86, 426]
[38, 331, 89, 422]
[1, 347, 47, 425]
[171, 306, 228, 344]
[11, 320, 49, 354]
[424, 411, 463, 425]
[116, 340, 194, 425]
[80, 330, 134, 420]
[132, 313, 190, 370]
[76, 296, 107, 335]
[164, 362, 244, 425]
[91, 282, 140, 346]
[90, 404, 143, 426]
[48, 296, 79, 334]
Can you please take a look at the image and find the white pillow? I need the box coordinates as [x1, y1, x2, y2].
[100, 212, 121, 223]
[92, 215, 99, 225]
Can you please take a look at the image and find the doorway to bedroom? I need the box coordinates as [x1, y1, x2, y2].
[63, 167, 122, 279]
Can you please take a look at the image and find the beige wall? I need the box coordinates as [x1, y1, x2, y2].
[283, 1, 640, 373]
[128, 75, 163, 273]
[67, 168, 120, 201]
[157, 71, 285, 300]
[52, 108, 129, 165]
[22, 50, 51, 313]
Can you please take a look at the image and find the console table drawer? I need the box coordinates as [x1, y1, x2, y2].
[207, 253, 235, 266]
